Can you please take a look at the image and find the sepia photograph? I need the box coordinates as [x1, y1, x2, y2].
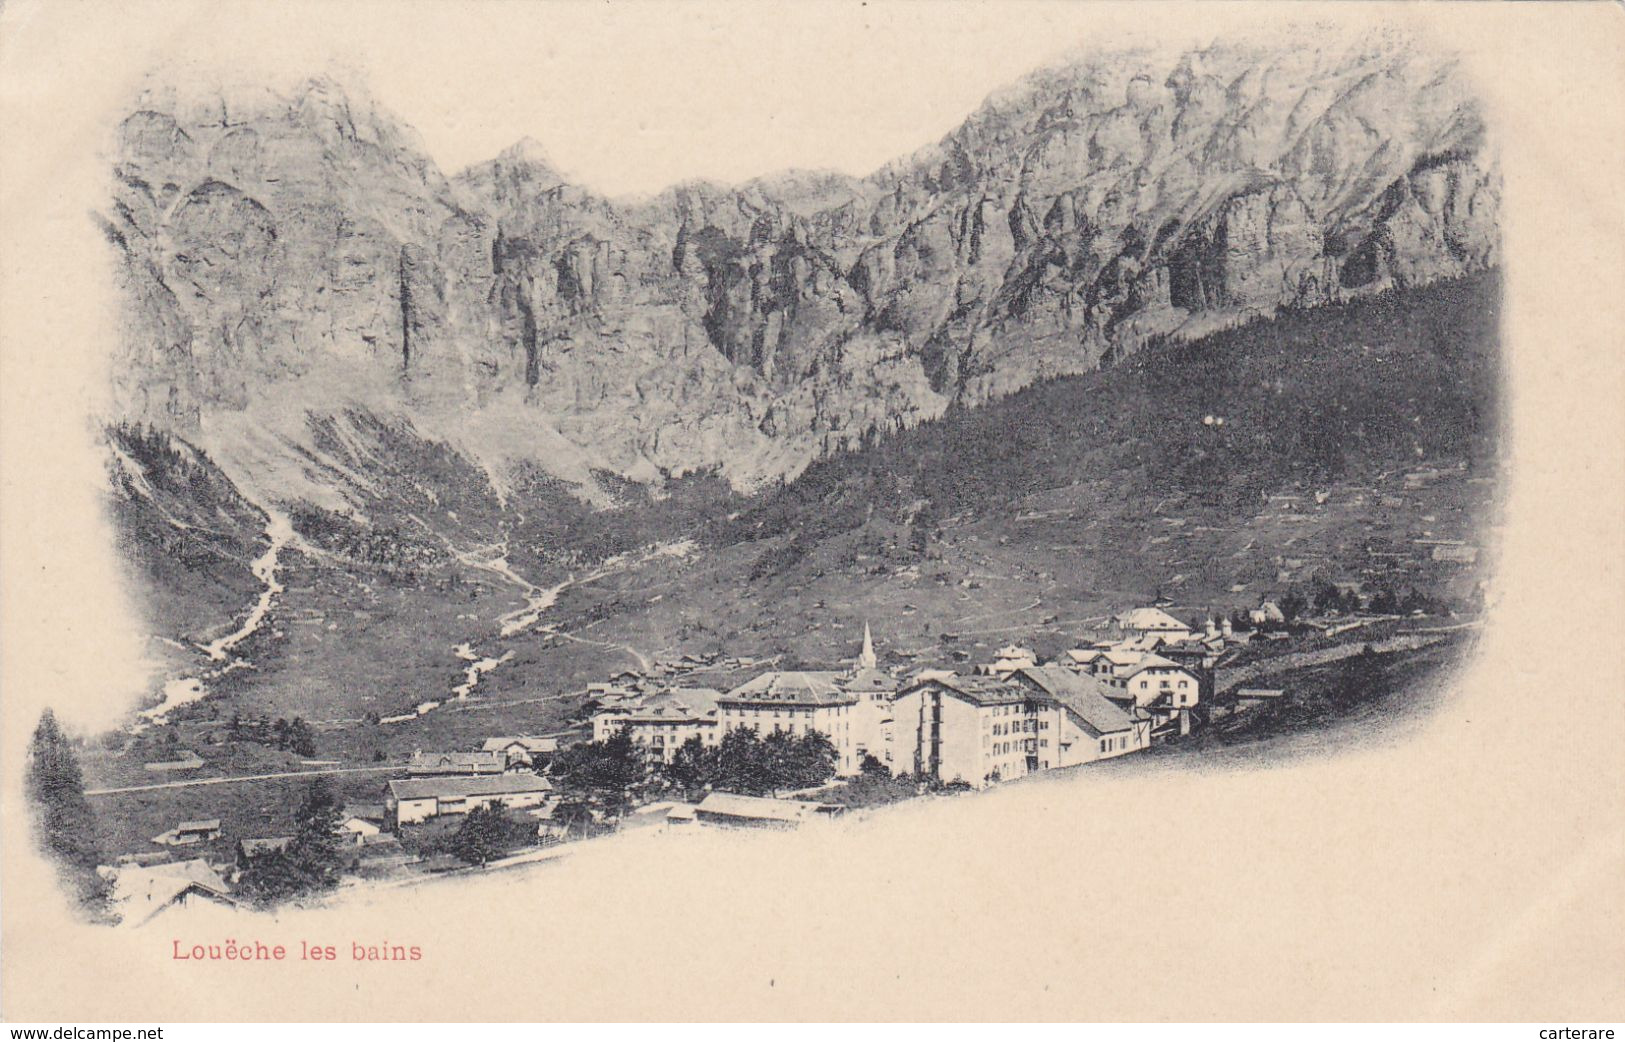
[1, 0, 1620, 1029]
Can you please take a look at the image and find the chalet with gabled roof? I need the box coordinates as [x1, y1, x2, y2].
[1113, 607, 1194, 642]
[386, 774, 553, 827]
[406, 750, 507, 776]
[101, 858, 234, 927]
[1008, 667, 1152, 764]
[481, 735, 559, 766]
[152, 819, 221, 847]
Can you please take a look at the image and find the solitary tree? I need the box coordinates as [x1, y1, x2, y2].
[663, 735, 719, 797]
[551, 727, 644, 813]
[712, 727, 776, 796]
[548, 797, 595, 842]
[288, 717, 318, 758]
[287, 777, 344, 886]
[238, 777, 344, 906]
[449, 802, 518, 867]
[25, 709, 108, 916]
[235, 850, 315, 907]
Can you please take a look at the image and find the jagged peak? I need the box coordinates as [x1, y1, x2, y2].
[294, 73, 353, 102]
[456, 136, 572, 196]
[499, 136, 561, 169]
[121, 66, 436, 165]
[743, 167, 862, 196]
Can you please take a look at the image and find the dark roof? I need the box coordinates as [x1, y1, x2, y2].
[899, 673, 1028, 706]
[1124, 654, 1194, 679]
[481, 736, 559, 754]
[1115, 607, 1191, 631]
[406, 751, 506, 774]
[1009, 667, 1135, 736]
[841, 668, 898, 693]
[616, 688, 723, 723]
[721, 671, 856, 707]
[358, 835, 406, 853]
[342, 804, 386, 822]
[388, 775, 552, 801]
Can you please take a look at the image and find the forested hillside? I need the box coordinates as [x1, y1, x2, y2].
[718, 271, 1500, 562]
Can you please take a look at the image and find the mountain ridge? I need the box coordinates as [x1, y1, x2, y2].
[102, 34, 1499, 506]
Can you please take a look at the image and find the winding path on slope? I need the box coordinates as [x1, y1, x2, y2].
[138, 507, 300, 726]
[405, 524, 662, 720]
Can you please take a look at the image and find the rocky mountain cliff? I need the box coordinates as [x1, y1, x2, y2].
[102, 33, 1499, 504]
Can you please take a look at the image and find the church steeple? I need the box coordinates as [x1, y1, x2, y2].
[858, 622, 877, 671]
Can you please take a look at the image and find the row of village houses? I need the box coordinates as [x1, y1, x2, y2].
[141, 606, 1232, 847]
[586, 608, 1214, 792]
[380, 606, 1230, 828]
[105, 787, 848, 927]
[109, 802, 415, 927]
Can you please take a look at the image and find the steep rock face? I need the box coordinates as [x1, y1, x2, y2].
[102, 35, 1499, 503]
[1166, 183, 1331, 313]
[1339, 155, 1500, 289]
[107, 82, 471, 415]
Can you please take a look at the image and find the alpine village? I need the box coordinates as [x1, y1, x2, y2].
[31, 589, 1475, 928]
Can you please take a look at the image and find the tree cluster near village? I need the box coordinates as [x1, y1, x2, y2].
[547, 725, 843, 808]
[546, 728, 645, 812]
[820, 755, 934, 808]
[226, 714, 319, 757]
[235, 779, 345, 906]
[1218, 581, 1449, 636]
[661, 727, 839, 799]
[444, 803, 533, 867]
[274, 718, 319, 758]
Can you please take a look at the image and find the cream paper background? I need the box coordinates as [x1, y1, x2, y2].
[1, 0, 1621, 1022]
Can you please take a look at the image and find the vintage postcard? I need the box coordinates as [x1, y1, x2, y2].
[1, 0, 1621, 1025]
